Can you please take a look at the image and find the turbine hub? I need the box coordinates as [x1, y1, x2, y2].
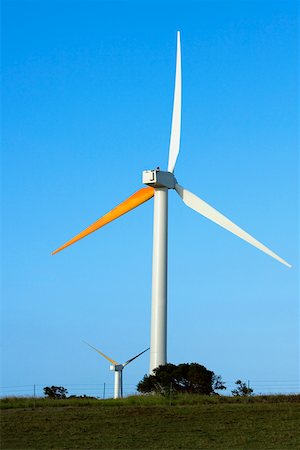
[143, 169, 176, 189]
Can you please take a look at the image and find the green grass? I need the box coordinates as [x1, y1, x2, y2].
[1, 395, 300, 449]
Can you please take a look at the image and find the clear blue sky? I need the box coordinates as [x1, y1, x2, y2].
[2, 0, 299, 397]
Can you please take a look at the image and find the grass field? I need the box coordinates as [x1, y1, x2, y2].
[1, 395, 300, 449]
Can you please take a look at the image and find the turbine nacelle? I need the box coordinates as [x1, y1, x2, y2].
[142, 169, 177, 189]
[110, 364, 123, 372]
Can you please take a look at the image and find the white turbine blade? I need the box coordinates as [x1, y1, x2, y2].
[167, 31, 182, 173]
[175, 184, 291, 268]
[123, 347, 150, 368]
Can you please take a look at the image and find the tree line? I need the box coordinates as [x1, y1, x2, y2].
[136, 363, 253, 396]
[44, 362, 253, 399]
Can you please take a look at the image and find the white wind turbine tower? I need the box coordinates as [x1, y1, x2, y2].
[53, 32, 291, 374]
[84, 342, 149, 399]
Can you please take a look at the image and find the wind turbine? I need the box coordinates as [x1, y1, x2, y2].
[84, 342, 149, 399]
[53, 32, 291, 374]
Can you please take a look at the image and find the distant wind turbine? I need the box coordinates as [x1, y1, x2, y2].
[84, 342, 149, 399]
[53, 32, 291, 374]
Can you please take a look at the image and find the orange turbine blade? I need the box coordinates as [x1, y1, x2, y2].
[52, 186, 154, 255]
[83, 341, 119, 365]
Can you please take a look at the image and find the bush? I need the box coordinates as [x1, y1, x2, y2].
[137, 363, 226, 395]
[231, 380, 254, 397]
[43, 386, 68, 399]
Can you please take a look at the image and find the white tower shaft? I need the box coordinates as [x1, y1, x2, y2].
[114, 369, 122, 399]
[150, 187, 168, 373]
